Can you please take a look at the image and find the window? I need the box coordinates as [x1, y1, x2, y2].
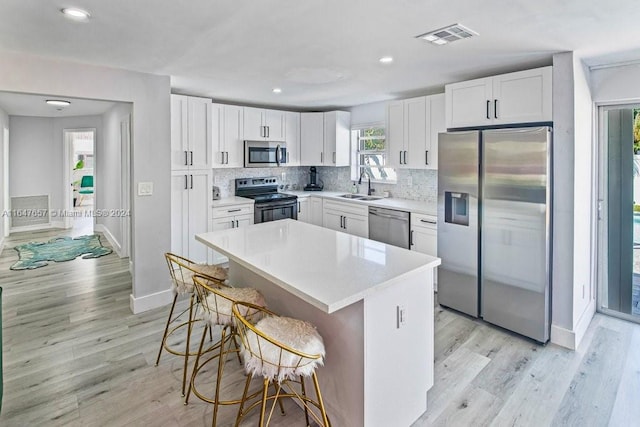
[351, 125, 396, 183]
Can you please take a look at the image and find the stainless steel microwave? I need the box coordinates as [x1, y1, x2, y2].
[244, 140, 287, 167]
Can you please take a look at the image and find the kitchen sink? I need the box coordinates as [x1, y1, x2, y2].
[358, 196, 383, 201]
[339, 194, 365, 199]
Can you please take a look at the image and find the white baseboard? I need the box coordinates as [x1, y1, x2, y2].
[551, 324, 576, 349]
[94, 224, 123, 257]
[129, 288, 174, 314]
[10, 222, 63, 233]
[550, 301, 596, 350]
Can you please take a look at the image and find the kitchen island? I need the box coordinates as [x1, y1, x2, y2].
[196, 219, 440, 427]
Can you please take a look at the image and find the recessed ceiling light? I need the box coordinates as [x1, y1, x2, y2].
[416, 23, 477, 45]
[379, 56, 394, 64]
[272, 88, 282, 94]
[46, 100, 71, 107]
[61, 8, 91, 20]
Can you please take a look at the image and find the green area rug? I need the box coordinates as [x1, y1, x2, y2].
[10, 235, 113, 270]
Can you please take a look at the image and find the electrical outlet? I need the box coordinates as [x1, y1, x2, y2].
[407, 176, 413, 187]
[281, 172, 286, 181]
[397, 305, 407, 328]
[214, 175, 220, 185]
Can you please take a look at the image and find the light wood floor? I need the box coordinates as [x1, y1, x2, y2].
[1, 227, 639, 426]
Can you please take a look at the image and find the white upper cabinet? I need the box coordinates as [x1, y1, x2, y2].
[323, 111, 350, 167]
[445, 66, 552, 128]
[300, 111, 350, 166]
[285, 111, 301, 166]
[300, 112, 324, 165]
[387, 94, 444, 170]
[211, 103, 244, 168]
[171, 94, 212, 170]
[243, 107, 285, 141]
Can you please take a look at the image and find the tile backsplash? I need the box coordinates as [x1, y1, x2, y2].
[211, 166, 437, 204]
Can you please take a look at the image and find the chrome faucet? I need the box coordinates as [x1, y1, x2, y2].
[358, 170, 374, 196]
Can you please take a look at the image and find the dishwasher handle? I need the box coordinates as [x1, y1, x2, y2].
[369, 207, 409, 221]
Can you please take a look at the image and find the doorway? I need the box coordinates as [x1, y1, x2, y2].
[64, 128, 96, 234]
[597, 104, 640, 322]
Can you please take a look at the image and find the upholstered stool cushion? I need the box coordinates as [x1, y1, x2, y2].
[201, 288, 265, 326]
[173, 264, 228, 294]
[241, 316, 325, 383]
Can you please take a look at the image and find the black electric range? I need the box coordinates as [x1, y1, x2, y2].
[235, 177, 298, 223]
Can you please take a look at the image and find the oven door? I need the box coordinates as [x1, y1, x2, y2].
[244, 141, 287, 168]
[255, 200, 298, 223]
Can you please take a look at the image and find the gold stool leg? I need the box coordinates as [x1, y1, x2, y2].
[234, 372, 253, 427]
[185, 322, 210, 405]
[259, 378, 270, 426]
[300, 375, 310, 426]
[311, 372, 330, 427]
[211, 327, 229, 427]
[181, 293, 195, 397]
[155, 293, 178, 366]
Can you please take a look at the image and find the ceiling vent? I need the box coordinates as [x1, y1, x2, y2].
[416, 23, 478, 45]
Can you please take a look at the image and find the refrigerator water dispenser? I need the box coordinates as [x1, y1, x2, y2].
[444, 192, 469, 226]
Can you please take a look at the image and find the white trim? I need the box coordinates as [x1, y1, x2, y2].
[10, 222, 63, 234]
[94, 223, 123, 257]
[589, 59, 640, 71]
[574, 300, 596, 349]
[129, 287, 174, 314]
[550, 302, 596, 350]
[550, 324, 577, 349]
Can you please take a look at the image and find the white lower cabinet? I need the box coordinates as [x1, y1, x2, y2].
[323, 199, 368, 238]
[171, 170, 211, 263]
[410, 212, 438, 290]
[297, 197, 310, 223]
[310, 196, 323, 226]
[210, 203, 254, 264]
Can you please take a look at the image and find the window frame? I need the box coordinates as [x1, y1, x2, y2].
[350, 123, 397, 184]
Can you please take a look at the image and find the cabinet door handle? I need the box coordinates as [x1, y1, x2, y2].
[344, 216, 347, 229]
[410, 230, 414, 246]
[228, 208, 241, 213]
[184, 174, 188, 190]
[298, 202, 301, 213]
[425, 150, 429, 165]
[235, 220, 239, 228]
[231, 220, 235, 228]
[190, 174, 194, 189]
[225, 151, 229, 164]
[420, 219, 437, 224]
[184, 151, 189, 166]
[340, 215, 343, 228]
[404, 151, 408, 165]
[190, 151, 194, 166]
[333, 152, 336, 164]
[486, 100, 490, 119]
[399, 151, 403, 165]
[494, 99, 498, 119]
[320, 152, 323, 163]
[266, 126, 270, 138]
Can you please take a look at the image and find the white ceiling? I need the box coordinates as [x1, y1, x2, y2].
[0, 0, 639, 113]
[0, 92, 116, 117]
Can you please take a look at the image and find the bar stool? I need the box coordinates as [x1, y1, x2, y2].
[186, 274, 267, 426]
[232, 301, 330, 427]
[156, 253, 228, 396]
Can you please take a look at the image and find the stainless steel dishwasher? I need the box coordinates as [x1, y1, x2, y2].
[368, 206, 410, 249]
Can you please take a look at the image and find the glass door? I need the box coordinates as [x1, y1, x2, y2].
[598, 105, 640, 321]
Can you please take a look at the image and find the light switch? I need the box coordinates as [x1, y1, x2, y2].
[138, 182, 153, 196]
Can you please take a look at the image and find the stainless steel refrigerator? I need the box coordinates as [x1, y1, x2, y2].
[437, 127, 552, 343]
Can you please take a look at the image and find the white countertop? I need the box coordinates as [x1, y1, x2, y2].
[288, 190, 437, 216]
[196, 219, 440, 313]
[211, 196, 254, 208]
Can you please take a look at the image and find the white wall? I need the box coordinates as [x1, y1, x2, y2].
[349, 100, 387, 127]
[0, 51, 172, 313]
[98, 102, 132, 254]
[8, 115, 102, 221]
[0, 106, 8, 245]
